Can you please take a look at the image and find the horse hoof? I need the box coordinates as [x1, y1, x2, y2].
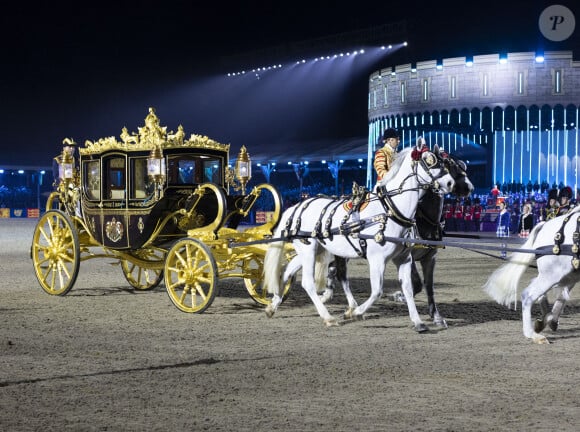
[415, 323, 429, 333]
[324, 318, 340, 327]
[546, 314, 558, 331]
[319, 291, 333, 304]
[534, 318, 546, 333]
[434, 319, 448, 329]
[532, 335, 550, 344]
[265, 306, 275, 318]
[390, 291, 406, 303]
[343, 308, 355, 320]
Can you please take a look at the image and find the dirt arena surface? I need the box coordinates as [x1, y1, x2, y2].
[2, 218, 580, 431]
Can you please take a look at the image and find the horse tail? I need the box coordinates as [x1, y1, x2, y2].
[263, 228, 286, 296]
[483, 222, 544, 306]
[314, 250, 333, 293]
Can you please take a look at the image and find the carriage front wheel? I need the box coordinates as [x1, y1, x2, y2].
[164, 238, 217, 313]
[31, 210, 80, 296]
[243, 255, 292, 305]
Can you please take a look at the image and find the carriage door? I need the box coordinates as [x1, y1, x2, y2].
[106, 156, 126, 200]
[102, 155, 129, 248]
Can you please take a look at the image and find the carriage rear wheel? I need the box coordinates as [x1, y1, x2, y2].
[31, 210, 80, 296]
[121, 247, 165, 290]
[164, 238, 217, 313]
[242, 255, 292, 305]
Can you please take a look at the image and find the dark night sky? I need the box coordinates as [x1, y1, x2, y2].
[1, 0, 577, 166]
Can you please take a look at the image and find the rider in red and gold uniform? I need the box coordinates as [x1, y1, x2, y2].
[373, 128, 400, 182]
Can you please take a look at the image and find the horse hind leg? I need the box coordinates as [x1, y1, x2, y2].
[534, 294, 552, 332]
[266, 254, 302, 318]
[521, 276, 562, 344]
[301, 251, 340, 327]
[330, 257, 360, 320]
[319, 260, 336, 304]
[422, 253, 447, 328]
[547, 286, 572, 331]
[534, 286, 572, 332]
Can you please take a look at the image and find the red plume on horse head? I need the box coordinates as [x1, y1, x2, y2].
[411, 137, 430, 160]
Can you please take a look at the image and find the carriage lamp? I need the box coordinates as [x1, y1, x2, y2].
[59, 139, 76, 181]
[235, 145, 252, 194]
[147, 145, 166, 199]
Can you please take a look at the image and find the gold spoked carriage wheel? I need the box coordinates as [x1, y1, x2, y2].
[164, 238, 217, 313]
[121, 248, 165, 290]
[243, 254, 292, 305]
[31, 210, 80, 296]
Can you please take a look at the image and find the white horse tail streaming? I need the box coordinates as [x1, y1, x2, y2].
[263, 238, 285, 296]
[314, 249, 333, 293]
[483, 222, 544, 306]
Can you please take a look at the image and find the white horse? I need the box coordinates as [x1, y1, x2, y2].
[264, 146, 456, 330]
[314, 153, 474, 328]
[483, 206, 580, 344]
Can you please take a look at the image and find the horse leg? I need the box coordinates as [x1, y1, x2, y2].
[411, 256, 424, 296]
[330, 257, 359, 319]
[395, 253, 428, 332]
[521, 275, 559, 344]
[422, 251, 447, 328]
[266, 253, 303, 318]
[319, 260, 336, 304]
[391, 253, 423, 303]
[301, 247, 339, 327]
[349, 254, 386, 320]
[534, 293, 552, 332]
[546, 285, 572, 331]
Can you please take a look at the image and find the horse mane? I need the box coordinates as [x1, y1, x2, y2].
[381, 147, 413, 184]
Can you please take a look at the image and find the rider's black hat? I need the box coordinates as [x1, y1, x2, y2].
[382, 128, 399, 141]
[559, 186, 573, 199]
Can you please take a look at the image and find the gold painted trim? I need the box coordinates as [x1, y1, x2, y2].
[78, 107, 230, 156]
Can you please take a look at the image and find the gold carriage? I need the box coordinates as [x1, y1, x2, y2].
[30, 108, 292, 313]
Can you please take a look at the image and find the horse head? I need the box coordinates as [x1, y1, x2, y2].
[412, 144, 456, 195]
[439, 150, 474, 197]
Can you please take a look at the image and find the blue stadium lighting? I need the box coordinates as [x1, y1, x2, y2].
[499, 53, 507, 64]
[465, 56, 473, 67]
[535, 52, 545, 63]
[18, 170, 24, 174]
[436, 60, 443, 70]
[0, 169, 3, 174]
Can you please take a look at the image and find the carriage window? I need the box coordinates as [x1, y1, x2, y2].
[168, 155, 198, 185]
[107, 157, 126, 199]
[167, 155, 223, 185]
[202, 158, 222, 184]
[132, 158, 152, 199]
[84, 160, 101, 200]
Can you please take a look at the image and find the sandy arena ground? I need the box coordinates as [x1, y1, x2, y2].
[2, 218, 580, 431]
